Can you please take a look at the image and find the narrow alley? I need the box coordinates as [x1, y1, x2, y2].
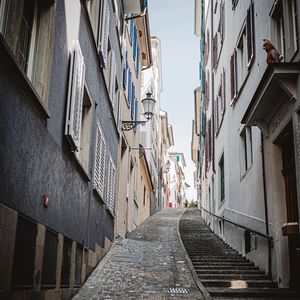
[73, 209, 203, 300]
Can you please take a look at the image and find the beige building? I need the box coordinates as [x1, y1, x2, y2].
[115, 1, 153, 237]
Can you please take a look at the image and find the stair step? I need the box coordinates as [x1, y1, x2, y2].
[194, 265, 260, 270]
[201, 279, 277, 288]
[207, 287, 300, 298]
[191, 258, 249, 263]
[196, 269, 265, 275]
[192, 261, 255, 266]
[198, 274, 270, 280]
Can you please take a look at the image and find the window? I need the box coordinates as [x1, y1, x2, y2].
[4, 0, 55, 104]
[61, 237, 72, 288]
[232, 0, 239, 10]
[41, 229, 58, 289]
[236, 27, 247, 90]
[65, 41, 86, 152]
[11, 216, 37, 289]
[283, 0, 298, 60]
[230, 1, 255, 103]
[240, 126, 253, 176]
[106, 156, 116, 213]
[270, 0, 285, 58]
[99, 0, 110, 67]
[214, 70, 225, 134]
[212, 32, 218, 69]
[94, 120, 107, 199]
[219, 155, 225, 202]
[0, 0, 9, 36]
[77, 87, 93, 172]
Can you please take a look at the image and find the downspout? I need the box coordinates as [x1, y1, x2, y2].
[261, 132, 272, 277]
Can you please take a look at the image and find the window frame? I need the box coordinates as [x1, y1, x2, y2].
[239, 126, 253, 178]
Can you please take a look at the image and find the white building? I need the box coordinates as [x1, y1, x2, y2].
[195, 0, 300, 288]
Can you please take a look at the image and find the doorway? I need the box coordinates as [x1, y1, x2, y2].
[279, 122, 300, 288]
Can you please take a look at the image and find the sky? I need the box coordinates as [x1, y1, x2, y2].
[148, 0, 200, 201]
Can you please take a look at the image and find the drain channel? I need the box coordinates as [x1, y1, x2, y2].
[167, 287, 190, 294]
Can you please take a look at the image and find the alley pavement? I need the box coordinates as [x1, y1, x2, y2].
[73, 208, 204, 299]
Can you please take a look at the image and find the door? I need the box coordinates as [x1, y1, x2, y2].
[280, 123, 300, 288]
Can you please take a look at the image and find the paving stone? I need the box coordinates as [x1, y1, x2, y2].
[73, 209, 204, 300]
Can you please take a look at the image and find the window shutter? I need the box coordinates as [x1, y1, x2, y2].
[136, 47, 140, 76]
[220, 3, 225, 44]
[201, 111, 206, 137]
[230, 49, 237, 101]
[106, 157, 116, 212]
[214, 97, 218, 135]
[208, 119, 212, 161]
[221, 69, 225, 114]
[0, 0, 9, 36]
[123, 51, 128, 88]
[130, 19, 134, 45]
[246, 1, 255, 67]
[109, 49, 116, 107]
[99, 0, 110, 67]
[133, 25, 137, 60]
[131, 83, 135, 119]
[117, 90, 123, 132]
[134, 98, 138, 121]
[65, 40, 85, 152]
[127, 70, 131, 104]
[94, 121, 106, 198]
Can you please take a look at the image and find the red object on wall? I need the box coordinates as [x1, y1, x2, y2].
[168, 202, 173, 208]
[44, 195, 49, 208]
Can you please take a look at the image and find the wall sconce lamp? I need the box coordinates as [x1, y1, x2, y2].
[164, 160, 171, 173]
[124, 9, 147, 21]
[122, 92, 156, 131]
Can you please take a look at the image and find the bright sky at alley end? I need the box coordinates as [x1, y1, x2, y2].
[148, 0, 200, 201]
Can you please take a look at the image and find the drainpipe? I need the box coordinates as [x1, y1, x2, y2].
[261, 132, 272, 277]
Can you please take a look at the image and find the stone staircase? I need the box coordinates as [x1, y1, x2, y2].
[179, 209, 300, 299]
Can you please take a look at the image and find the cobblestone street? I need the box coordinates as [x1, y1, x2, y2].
[73, 209, 204, 299]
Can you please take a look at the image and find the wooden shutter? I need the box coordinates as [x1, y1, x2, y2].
[117, 90, 123, 132]
[212, 33, 218, 68]
[246, 1, 255, 67]
[127, 70, 131, 104]
[94, 121, 106, 198]
[65, 40, 85, 152]
[133, 25, 137, 60]
[201, 111, 206, 137]
[99, 0, 110, 67]
[106, 157, 116, 212]
[134, 98, 138, 121]
[230, 49, 237, 101]
[221, 69, 225, 114]
[109, 49, 116, 107]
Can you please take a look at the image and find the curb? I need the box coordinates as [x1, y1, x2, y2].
[177, 208, 212, 300]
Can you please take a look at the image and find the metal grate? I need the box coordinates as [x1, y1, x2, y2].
[168, 287, 190, 294]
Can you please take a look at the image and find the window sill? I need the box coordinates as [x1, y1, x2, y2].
[0, 36, 50, 120]
[73, 153, 91, 182]
[240, 163, 253, 182]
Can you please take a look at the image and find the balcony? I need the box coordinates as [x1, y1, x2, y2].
[241, 63, 300, 138]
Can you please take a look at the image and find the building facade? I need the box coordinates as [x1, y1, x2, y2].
[194, 0, 300, 288]
[0, 0, 125, 297]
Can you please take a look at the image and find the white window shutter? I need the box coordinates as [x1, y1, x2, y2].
[94, 121, 106, 198]
[117, 90, 123, 132]
[106, 157, 116, 212]
[109, 49, 116, 107]
[65, 40, 85, 152]
[99, 0, 110, 67]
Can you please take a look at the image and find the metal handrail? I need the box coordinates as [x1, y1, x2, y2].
[201, 207, 273, 242]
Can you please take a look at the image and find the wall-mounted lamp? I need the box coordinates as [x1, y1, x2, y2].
[124, 9, 147, 21]
[164, 161, 171, 173]
[122, 92, 156, 131]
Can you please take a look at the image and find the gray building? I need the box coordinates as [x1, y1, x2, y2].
[0, 0, 124, 298]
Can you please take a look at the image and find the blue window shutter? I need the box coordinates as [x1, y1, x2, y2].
[123, 51, 127, 88]
[133, 26, 137, 60]
[136, 47, 140, 77]
[131, 83, 135, 119]
[128, 70, 131, 105]
[130, 20, 134, 45]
